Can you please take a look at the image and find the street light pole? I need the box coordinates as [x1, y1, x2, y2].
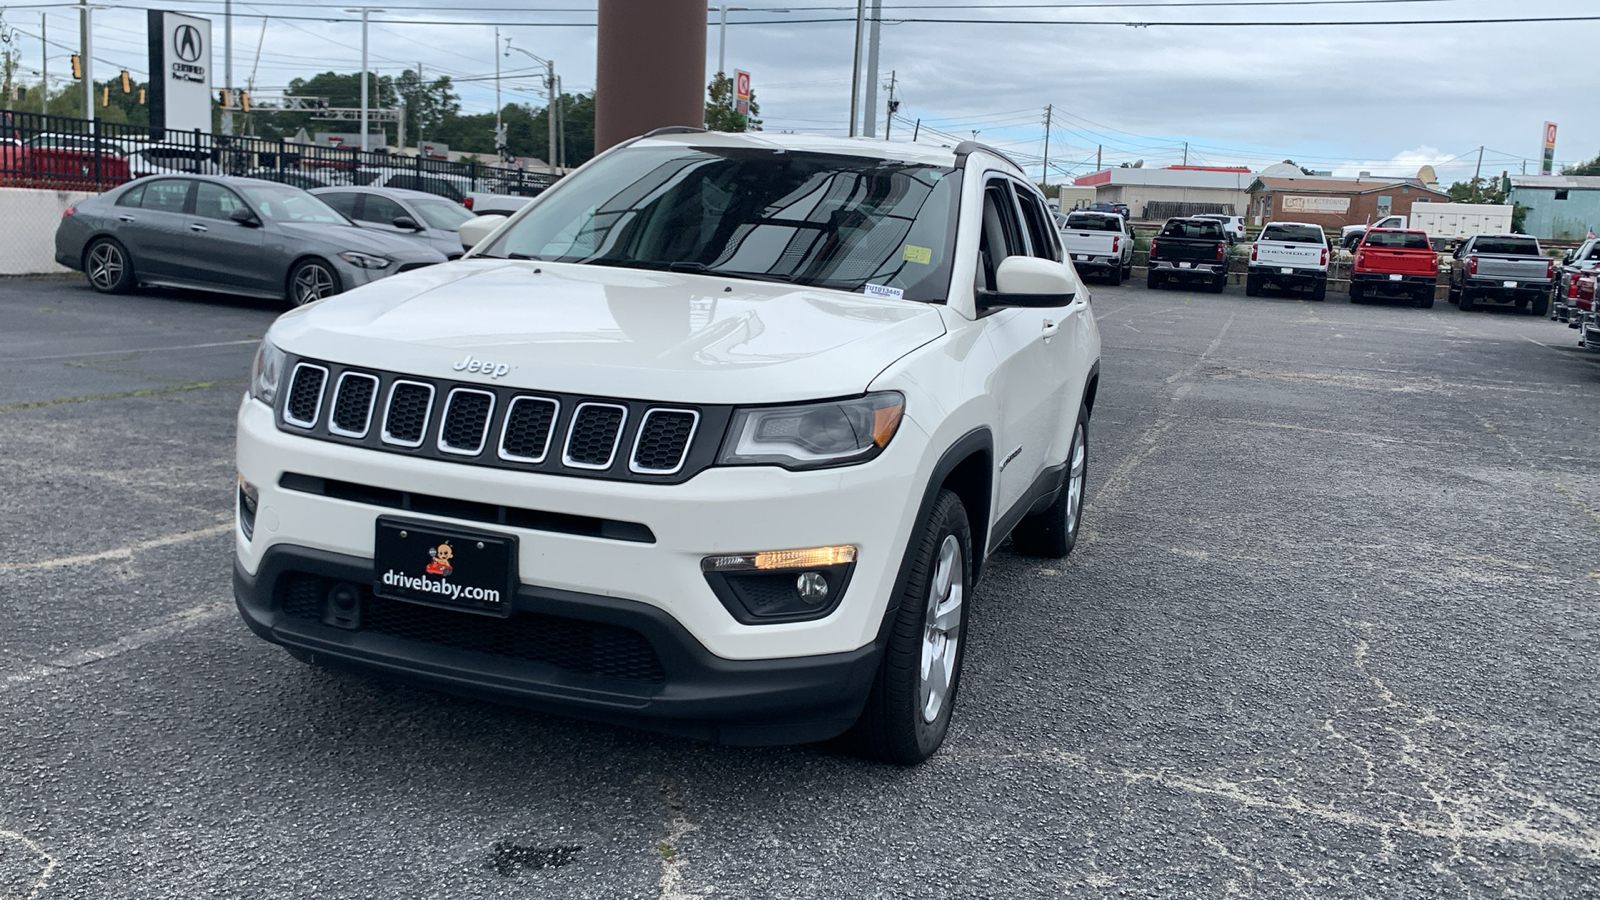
[79, 0, 92, 124]
[494, 27, 502, 157]
[712, 5, 747, 75]
[344, 8, 382, 151]
[505, 42, 557, 175]
[222, 0, 233, 135]
[848, 0, 864, 136]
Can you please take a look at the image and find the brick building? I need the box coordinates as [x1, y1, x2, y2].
[1247, 175, 1449, 231]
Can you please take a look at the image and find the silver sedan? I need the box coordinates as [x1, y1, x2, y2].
[310, 185, 477, 260]
[54, 175, 447, 306]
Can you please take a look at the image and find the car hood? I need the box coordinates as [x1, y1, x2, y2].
[270, 259, 947, 403]
[274, 222, 447, 262]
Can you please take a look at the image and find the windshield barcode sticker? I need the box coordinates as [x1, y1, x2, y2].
[863, 283, 905, 299]
[903, 245, 933, 265]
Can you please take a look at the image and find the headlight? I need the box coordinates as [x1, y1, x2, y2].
[338, 251, 392, 269]
[718, 392, 904, 470]
[249, 338, 286, 406]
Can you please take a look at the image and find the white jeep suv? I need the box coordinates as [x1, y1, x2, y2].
[234, 130, 1102, 764]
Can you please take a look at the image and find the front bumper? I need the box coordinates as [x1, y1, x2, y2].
[1351, 272, 1436, 293]
[234, 544, 882, 745]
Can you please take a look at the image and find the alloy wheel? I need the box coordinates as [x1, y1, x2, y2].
[1065, 423, 1087, 534]
[919, 534, 964, 724]
[87, 243, 124, 290]
[292, 264, 337, 305]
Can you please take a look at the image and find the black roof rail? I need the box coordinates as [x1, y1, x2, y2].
[641, 125, 708, 138]
[953, 140, 1024, 173]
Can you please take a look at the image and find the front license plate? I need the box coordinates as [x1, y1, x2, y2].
[1179, 262, 1192, 269]
[373, 517, 517, 617]
[1280, 267, 1294, 275]
[1503, 280, 1517, 288]
[1389, 274, 1402, 281]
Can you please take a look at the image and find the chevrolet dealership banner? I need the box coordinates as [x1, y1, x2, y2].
[147, 10, 214, 137]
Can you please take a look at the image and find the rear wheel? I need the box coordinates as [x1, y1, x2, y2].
[1311, 279, 1327, 302]
[1011, 407, 1089, 559]
[1532, 293, 1550, 317]
[1107, 264, 1122, 287]
[1448, 283, 1461, 305]
[1417, 288, 1434, 309]
[847, 489, 972, 765]
[1459, 288, 1475, 311]
[83, 238, 135, 294]
[1212, 274, 1227, 293]
[1350, 283, 1364, 303]
[288, 258, 343, 307]
[1245, 273, 1261, 297]
[1146, 270, 1161, 290]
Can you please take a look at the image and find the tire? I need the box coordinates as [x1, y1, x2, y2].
[1107, 264, 1122, 287]
[83, 238, 135, 294]
[1212, 274, 1227, 294]
[1350, 283, 1364, 303]
[1532, 293, 1549, 317]
[1417, 288, 1434, 309]
[1245, 273, 1261, 297]
[1146, 270, 1161, 290]
[1122, 261, 1133, 280]
[1459, 289, 1475, 312]
[847, 489, 973, 765]
[288, 258, 343, 307]
[1011, 407, 1089, 559]
[1448, 283, 1461, 305]
[1311, 280, 1327, 302]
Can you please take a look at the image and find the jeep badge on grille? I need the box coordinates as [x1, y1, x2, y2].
[453, 355, 512, 379]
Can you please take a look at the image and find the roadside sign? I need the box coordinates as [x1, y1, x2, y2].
[735, 69, 751, 116]
[1542, 121, 1558, 176]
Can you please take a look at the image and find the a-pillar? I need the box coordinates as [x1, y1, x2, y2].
[594, 0, 707, 153]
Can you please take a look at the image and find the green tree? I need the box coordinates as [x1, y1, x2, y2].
[1563, 151, 1600, 176]
[395, 68, 460, 144]
[705, 73, 760, 132]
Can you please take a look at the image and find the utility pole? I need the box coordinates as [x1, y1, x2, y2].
[1042, 104, 1052, 186]
[861, 0, 881, 137]
[882, 69, 895, 140]
[1472, 145, 1484, 199]
[1183, 141, 1188, 166]
[494, 28, 503, 158]
[912, 117, 919, 142]
[415, 61, 423, 144]
[222, 0, 233, 135]
[847, 0, 864, 136]
[1097, 144, 1102, 170]
[556, 74, 566, 169]
[343, 8, 380, 151]
[40, 14, 46, 115]
[79, 0, 92, 123]
[546, 59, 556, 175]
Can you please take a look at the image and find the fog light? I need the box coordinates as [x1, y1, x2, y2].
[237, 472, 258, 540]
[795, 572, 829, 603]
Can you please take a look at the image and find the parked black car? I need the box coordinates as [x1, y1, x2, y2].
[1146, 218, 1230, 292]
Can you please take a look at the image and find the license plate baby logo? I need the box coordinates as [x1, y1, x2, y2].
[425, 542, 454, 576]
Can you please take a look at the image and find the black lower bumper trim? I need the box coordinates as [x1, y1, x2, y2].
[234, 544, 883, 746]
[1351, 273, 1435, 291]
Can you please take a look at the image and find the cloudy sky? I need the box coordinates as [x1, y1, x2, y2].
[13, 0, 1594, 184]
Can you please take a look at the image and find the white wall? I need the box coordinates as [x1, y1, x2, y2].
[0, 187, 96, 275]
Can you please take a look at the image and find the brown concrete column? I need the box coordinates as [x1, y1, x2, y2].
[594, 0, 707, 153]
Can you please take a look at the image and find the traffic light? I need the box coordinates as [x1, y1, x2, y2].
[101, 85, 109, 107]
[120, 70, 131, 94]
[219, 88, 231, 108]
[71, 54, 81, 79]
[241, 92, 250, 113]
[138, 88, 146, 105]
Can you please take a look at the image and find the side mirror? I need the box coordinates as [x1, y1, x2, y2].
[458, 214, 507, 251]
[229, 206, 260, 227]
[392, 215, 421, 231]
[981, 256, 1079, 309]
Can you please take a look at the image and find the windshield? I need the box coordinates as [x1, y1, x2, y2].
[1064, 214, 1121, 232]
[412, 197, 476, 230]
[1260, 224, 1325, 244]
[480, 147, 963, 301]
[1160, 220, 1224, 239]
[1364, 230, 1431, 250]
[1473, 237, 1539, 256]
[236, 182, 351, 225]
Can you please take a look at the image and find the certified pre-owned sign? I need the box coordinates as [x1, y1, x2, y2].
[147, 11, 213, 133]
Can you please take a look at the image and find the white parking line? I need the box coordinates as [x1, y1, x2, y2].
[8, 338, 259, 363]
[0, 522, 231, 573]
[0, 602, 230, 693]
[0, 830, 57, 900]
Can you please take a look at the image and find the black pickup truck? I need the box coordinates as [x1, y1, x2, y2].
[1146, 217, 1230, 293]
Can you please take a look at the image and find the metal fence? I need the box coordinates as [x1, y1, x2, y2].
[1144, 201, 1237, 221]
[0, 110, 558, 199]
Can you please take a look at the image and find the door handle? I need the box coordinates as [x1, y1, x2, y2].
[1040, 319, 1060, 340]
[117, 215, 135, 223]
[189, 223, 208, 232]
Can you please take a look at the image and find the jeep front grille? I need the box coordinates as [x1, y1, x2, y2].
[275, 356, 727, 484]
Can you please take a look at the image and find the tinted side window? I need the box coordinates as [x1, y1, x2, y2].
[140, 179, 191, 213]
[116, 183, 146, 207]
[318, 191, 361, 218]
[1016, 188, 1059, 261]
[362, 195, 408, 225]
[193, 182, 247, 220]
[977, 181, 1026, 292]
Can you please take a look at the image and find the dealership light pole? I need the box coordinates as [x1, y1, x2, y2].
[847, 0, 864, 136]
[345, 7, 382, 151]
[505, 41, 556, 176]
[710, 5, 746, 75]
[221, 0, 233, 135]
[78, 0, 92, 123]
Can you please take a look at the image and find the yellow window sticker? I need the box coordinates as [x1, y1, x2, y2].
[902, 244, 933, 265]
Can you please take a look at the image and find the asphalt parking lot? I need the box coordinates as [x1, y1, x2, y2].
[2, 275, 1598, 899]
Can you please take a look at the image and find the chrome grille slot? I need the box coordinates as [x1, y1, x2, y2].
[328, 372, 379, 438]
[382, 380, 435, 448]
[283, 363, 328, 428]
[563, 403, 628, 470]
[498, 396, 560, 463]
[630, 409, 699, 475]
[437, 388, 496, 456]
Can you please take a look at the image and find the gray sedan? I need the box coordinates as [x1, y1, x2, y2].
[311, 185, 476, 260]
[54, 175, 447, 306]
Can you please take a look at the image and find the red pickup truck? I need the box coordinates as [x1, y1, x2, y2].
[1349, 228, 1438, 308]
[1573, 272, 1598, 352]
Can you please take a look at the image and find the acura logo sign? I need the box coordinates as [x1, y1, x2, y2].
[174, 24, 202, 62]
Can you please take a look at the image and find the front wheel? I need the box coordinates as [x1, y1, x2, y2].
[1459, 289, 1475, 312]
[1011, 407, 1089, 559]
[847, 489, 972, 765]
[83, 238, 135, 294]
[288, 258, 343, 307]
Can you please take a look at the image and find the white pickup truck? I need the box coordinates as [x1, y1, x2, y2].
[1247, 221, 1329, 300]
[1341, 204, 1514, 250]
[1058, 211, 1133, 285]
